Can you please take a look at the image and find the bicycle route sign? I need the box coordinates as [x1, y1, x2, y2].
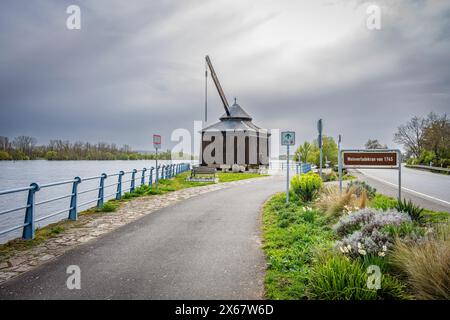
[281, 131, 295, 146]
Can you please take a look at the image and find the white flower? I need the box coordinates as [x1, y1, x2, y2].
[358, 249, 367, 255]
[378, 251, 385, 257]
[357, 242, 362, 249]
[382, 245, 387, 252]
[346, 244, 352, 251]
[340, 246, 345, 253]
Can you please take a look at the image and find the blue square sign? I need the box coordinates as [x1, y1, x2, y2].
[281, 131, 295, 146]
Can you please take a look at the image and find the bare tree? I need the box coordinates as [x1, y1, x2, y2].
[0, 136, 10, 151]
[12, 136, 37, 156]
[365, 139, 387, 149]
[422, 113, 450, 160]
[121, 144, 132, 154]
[393, 116, 427, 158]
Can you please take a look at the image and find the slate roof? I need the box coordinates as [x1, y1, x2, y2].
[219, 102, 252, 120]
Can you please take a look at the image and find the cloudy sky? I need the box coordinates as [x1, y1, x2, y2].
[0, 0, 449, 152]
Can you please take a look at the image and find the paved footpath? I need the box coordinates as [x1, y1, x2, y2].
[0, 176, 284, 299]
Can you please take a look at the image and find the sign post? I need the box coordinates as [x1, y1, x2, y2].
[340, 149, 402, 201]
[338, 134, 342, 193]
[281, 131, 295, 204]
[153, 134, 161, 189]
[317, 119, 323, 179]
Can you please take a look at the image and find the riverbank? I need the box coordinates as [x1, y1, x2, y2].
[0, 172, 267, 284]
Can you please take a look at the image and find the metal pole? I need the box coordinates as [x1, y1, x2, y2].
[68, 177, 81, 221]
[97, 173, 107, 208]
[319, 145, 323, 179]
[130, 169, 137, 193]
[286, 145, 290, 204]
[155, 149, 159, 189]
[318, 119, 323, 179]
[141, 168, 147, 186]
[338, 134, 342, 194]
[22, 183, 40, 240]
[398, 151, 402, 201]
[116, 171, 124, 200]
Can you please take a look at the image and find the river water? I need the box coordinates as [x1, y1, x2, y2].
[0, 160, 185, 243]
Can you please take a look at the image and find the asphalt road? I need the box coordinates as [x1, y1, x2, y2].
[352, 165, 450, 213]
[0, 176, 284, 300]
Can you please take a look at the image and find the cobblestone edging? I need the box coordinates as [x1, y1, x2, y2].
[0, 177, 270, 284]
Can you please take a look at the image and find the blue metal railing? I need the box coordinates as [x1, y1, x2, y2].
[0, 163, 191, 240]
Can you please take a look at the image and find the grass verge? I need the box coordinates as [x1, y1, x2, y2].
[262, 193, 335, 299]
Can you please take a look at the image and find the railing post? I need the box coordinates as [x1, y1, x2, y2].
[97, 173, 107, 208]
[68, 177, 82, 221]
[22, 182, 40, 240]
[155, 166, 159, 187]
[141, 168, 147, 186]
[130, 169, 137, 193]
[162, 165, 165, 180]
[149, 167, 154, 186]
[116, 171, 125, 200]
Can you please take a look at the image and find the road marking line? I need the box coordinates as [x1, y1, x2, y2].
[357, 170, 450, 206]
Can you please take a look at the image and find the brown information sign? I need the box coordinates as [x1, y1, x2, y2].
[342, 151, 398, 167]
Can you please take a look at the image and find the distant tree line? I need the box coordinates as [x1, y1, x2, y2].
[0, 136, 173, 161]
[394, 113, 450, 167]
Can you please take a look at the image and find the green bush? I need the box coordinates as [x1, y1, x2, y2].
[347, 180, 376, 199]
[307, 254, 408, 300]
[324, 171, 337, 182]
[99, 201, 119, 212]
[371, 194, 398, 211]
[418, 150, 436, 165]
[45, 151, 58, 160]
[395, 199, 425, 223]
[122, 192, 133, 199]
[290, 172, 323, 202]
[0, 151, 12, 160]
[307, 255, 378, 300]
[382, 222, 425, 240]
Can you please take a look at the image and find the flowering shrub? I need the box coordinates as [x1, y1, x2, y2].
[290, 172, 323, 202]
[333, 208, 413, 257]
[346, 180, 376, 199]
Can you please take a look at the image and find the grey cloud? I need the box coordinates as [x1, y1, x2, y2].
[0, 0, 449, 152]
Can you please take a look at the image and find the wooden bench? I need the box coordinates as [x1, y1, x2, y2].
[191, 166, 216, 178]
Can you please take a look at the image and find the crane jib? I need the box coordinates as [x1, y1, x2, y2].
[205, 55, 231, 116]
